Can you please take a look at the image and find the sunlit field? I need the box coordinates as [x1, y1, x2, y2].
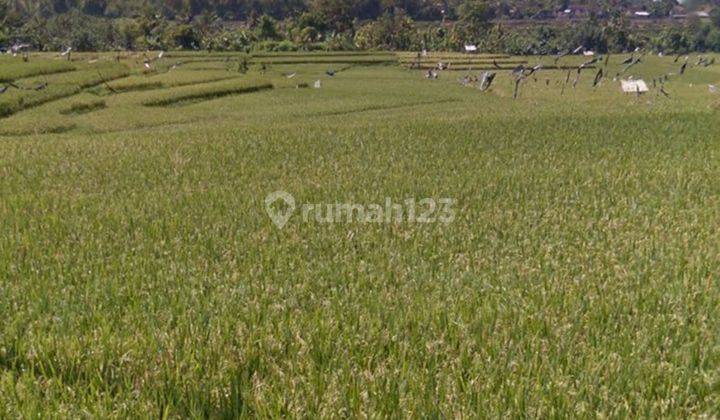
[1, 50, 719, 417]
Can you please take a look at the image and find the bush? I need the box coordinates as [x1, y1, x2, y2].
[253, 40, 279, 51]
[354, 12, 415, 50]
[274, 40, 299, 51]
[707, 28, 720, 52]
[167, 24, 201, 50]
[204, 29, 254, 51]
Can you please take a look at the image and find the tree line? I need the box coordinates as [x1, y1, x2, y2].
[5, 0, 712, 21]
[2, 0, 720, 53]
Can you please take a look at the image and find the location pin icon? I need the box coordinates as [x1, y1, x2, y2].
[265, 191, 295, 229]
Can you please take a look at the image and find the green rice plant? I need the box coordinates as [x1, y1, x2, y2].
[396, 52, 511, 60]
[101, 69, 241, 94]
[252, 51, 396, 58]
[399, 58, 526, 65]
[0, 57, 75, 82]
[141, 78, 273, 106]
[0, 85, 77, 118]
[163, 51, 251, 59]
[0, 53, 719, 418]
[106, 80, 164, 93]
[59, 99, 106, 115]
[0, 62, 129, 118]
[253, 55, 397, 65]
[0, 121, 77, 135]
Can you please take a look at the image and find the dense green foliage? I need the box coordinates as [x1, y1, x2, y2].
[0, 51, 719, 416]
[1, 0, 711, 21]
[2, 0, 720, 52]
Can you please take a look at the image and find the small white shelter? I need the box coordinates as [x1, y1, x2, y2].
[621, 79, 649, 93]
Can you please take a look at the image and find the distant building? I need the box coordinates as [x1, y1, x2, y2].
[670, 4, 687, 16]
[557, 5, 595, 19]
[670, 5, 687, 18]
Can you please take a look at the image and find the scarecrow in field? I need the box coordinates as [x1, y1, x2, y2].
[513, 75, 523, 99]
[60, 46, 72, 61]
[620, 54, 634, 65]
[621, 57, 641, 74]
[479, 71, 496, 91]
[579, 57, 599, 71]
[526, 64, 542, 77]
[593, 68, 604, 88]
[554, 49, 570, 64]
[697, 57, 714, 67]
[10, 43, 30, 61]
[570, 56, 598, 89]
[560, 69, 571, 96]
[680, 58, 688, 75]
[238, 57, 249, 74]
[511, 64, 524, 77]
[659, 85, 671, 98]
[412, 51, 422, 69]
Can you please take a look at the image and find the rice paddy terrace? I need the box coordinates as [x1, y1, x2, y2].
[1, 50, 720, 417]
[1, 50, 717, 135]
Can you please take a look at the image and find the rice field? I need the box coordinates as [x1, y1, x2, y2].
[1, 50, 719, 417]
